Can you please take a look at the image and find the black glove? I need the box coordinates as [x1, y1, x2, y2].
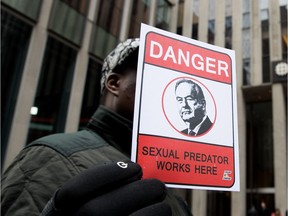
[40, 161, 171, 216]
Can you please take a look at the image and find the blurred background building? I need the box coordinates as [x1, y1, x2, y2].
[1, 0, 287, 215]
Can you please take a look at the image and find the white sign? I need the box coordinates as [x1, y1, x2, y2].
[132, 24, 239, 191]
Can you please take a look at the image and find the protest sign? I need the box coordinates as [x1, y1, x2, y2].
[131, 24, 239, 191]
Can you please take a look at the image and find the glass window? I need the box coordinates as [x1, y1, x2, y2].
[242, 1, 251, 86]
[243, 12, 250, 29]
[208, 0, 215, 20]
[261, 14, 270, 83]
[60, 0, 89, 15]
[192, 23, 198, 40]
[176, 0, 184, 35]
[128, 0, 150, 38]
[208, 19, 215, 45]
[262, 37, 270, 83]
[1, 9, 32, 163]
[207, 191, 231, 216]
[78, 58, 102, 130]
[26, 36, 77, 144]
[243, 0, 250, 13]
[243, 58, 251, 85]
[242, 29, 251, 59]
[225, 16, 232, 49]
[90, 0, 124, 59]
[155, 0, 171, 30]
[246, 102, 274, 189]
[90, 26, 118, 59]
[225, 0, 232, 17]
[280, 5, 288, 61]
[192, 0, 200, 40]
[1, 0, 42, 20]
[260, 0, 269, 10]
[97, 0, 124, 37]
[48, 0, 88, 45]
[246, 193, 275, 216]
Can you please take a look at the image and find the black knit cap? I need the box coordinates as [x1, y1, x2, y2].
[100, 38, 140, 93]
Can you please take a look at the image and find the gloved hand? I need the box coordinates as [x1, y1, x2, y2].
[40, 161, 171, 216]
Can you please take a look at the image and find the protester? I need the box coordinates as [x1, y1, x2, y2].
[259, 201, 270, 216]
[1, 38, 192, 216]
[271, 208, 282, 216]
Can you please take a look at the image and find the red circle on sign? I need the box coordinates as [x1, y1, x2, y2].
[162, 76, 217, 137]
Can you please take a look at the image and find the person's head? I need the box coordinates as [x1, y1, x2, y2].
[175, 78, 207, 129]
[261, 201, 266, 209]
[275, 209, 281, 216]
[100, 38, 139, 121]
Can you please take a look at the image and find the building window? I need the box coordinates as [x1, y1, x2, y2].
[280, 5, 288, 61]
[246, 101, 274, 189]
[208, 19, 215, 45]
[48, 0, 88, 45]
[176, 0, 184, 35]
[243, 58, 251, 85]
[192, 0, 200, 40]
[261, 13, 270, 83]
[246, 100, 275, 214]
[242, 16, 251, 60]
[97, 0, 124, 37]
[243, 0, 250, 14]
[262, 37, 270, 83]
[246, 193, 275, 216]
[207, 191, 231, 216]
[90, 0, 124, 59]
[1, 0, 42, 21]
[78, 58, 102, 130]
[155, 0, 171, 30]
[243, 12, 251, 29]
[26, 36, 77, 144]
[242, 0, 251, 86]
[192, 23, 198, 40]
[60, 0, 89, 15]
[225, 16, 232, 49]
[1, 9, 32, 163]
[128, 0, 150, 38]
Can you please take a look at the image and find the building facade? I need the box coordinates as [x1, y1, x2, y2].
[1, 0, 287, 215]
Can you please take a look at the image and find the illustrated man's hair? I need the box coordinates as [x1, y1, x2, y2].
[175, 78, 205, 102]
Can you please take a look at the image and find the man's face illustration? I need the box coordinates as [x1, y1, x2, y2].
[175, 82, 205, 127]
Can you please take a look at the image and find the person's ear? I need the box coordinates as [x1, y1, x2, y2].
[105, 73, 121, 96]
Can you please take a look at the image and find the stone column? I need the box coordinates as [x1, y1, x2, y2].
[198, 0, 208, 42]
[214, 0, 225, 47]
[182, 0, 193, 37]
[272, 84, 287, 215]
[251, 0, 262, 85]
[149, 0, 157, 26]
[191, 1, 209, 215]
[119, 0, 133, 41]
[64, 0, 99, 132]
[269, 0, 287, 214]
[231, 0, 246, 216]
[169, 0, 179, 33]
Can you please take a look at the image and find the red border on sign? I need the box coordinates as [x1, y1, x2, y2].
[144, 32, 232, 84]
[137, 134, 235, 188]
[134, 28, 237, 189]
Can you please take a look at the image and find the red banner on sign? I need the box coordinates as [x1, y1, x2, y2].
[144, 32, 232, 84]
[137, 134, 235, 188]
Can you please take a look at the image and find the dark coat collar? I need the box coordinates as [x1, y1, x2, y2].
[87, 105, 133, 156]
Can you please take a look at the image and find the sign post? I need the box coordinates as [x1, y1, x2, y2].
[132, 24, 240, 191]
